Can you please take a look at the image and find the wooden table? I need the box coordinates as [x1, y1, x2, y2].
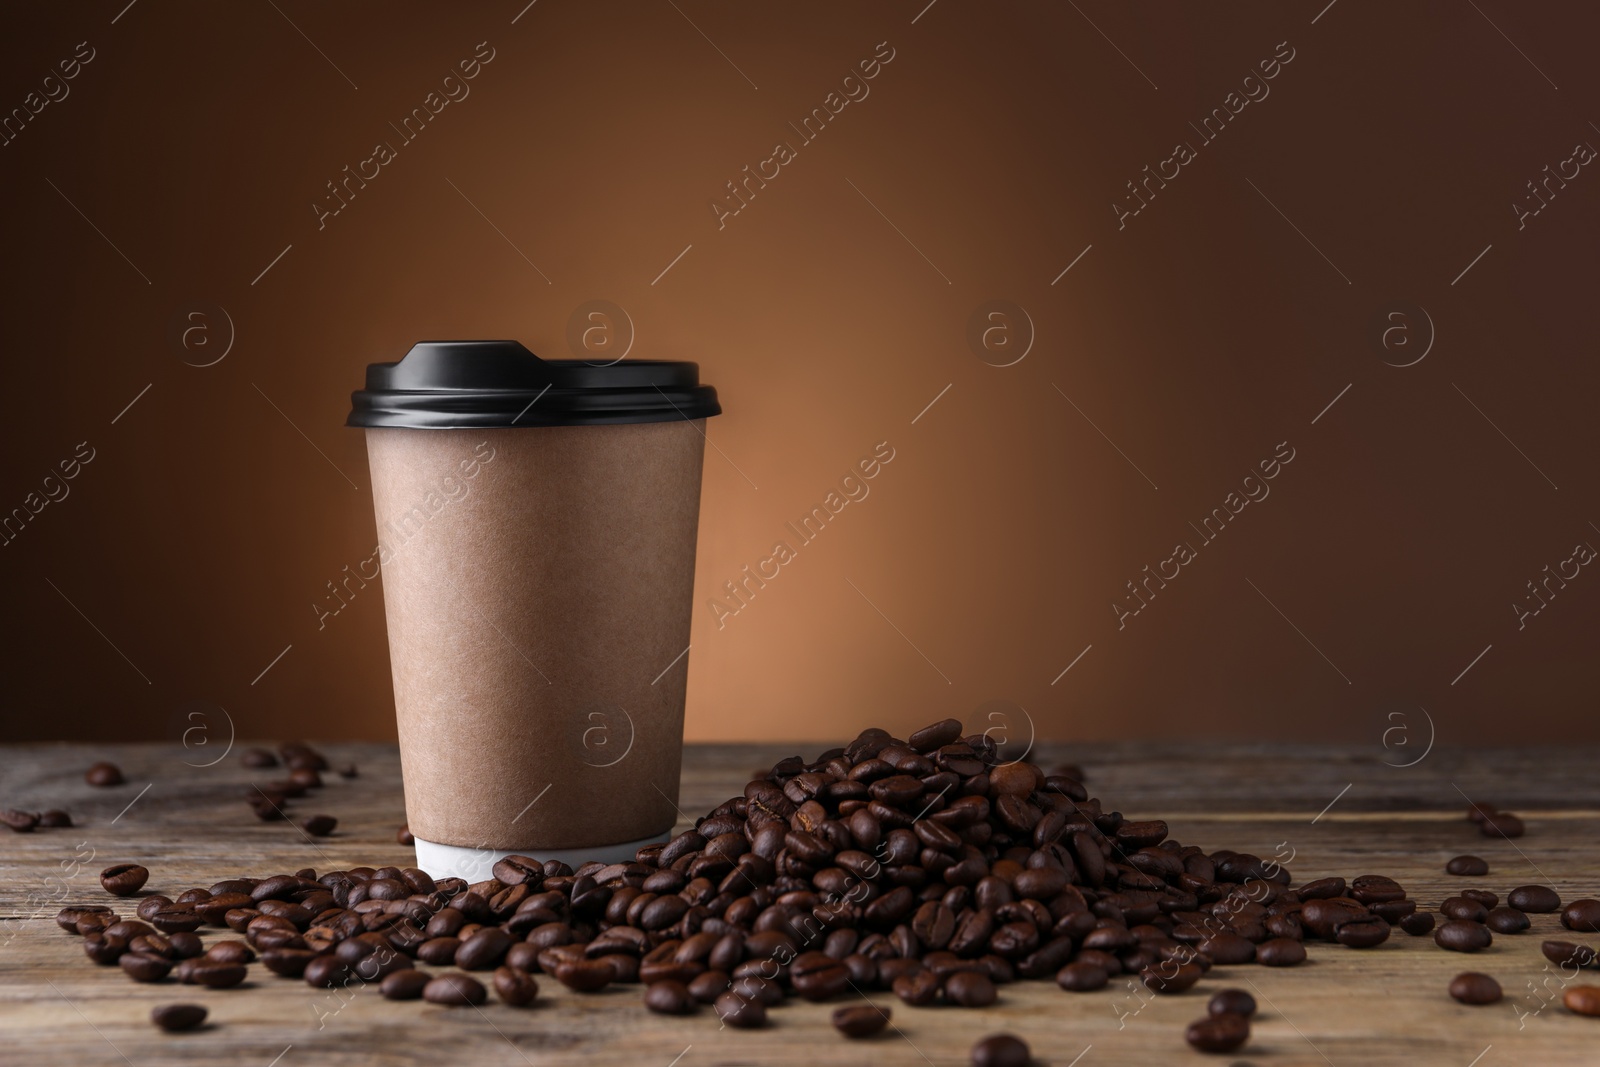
[3, 740, 1597, 1065]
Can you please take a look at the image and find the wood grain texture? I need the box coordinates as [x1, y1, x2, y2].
[2, 740, 1598, 1066]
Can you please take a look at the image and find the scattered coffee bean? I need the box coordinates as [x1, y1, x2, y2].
[1056, 961, 1109, 991]
[1543, 940, 1599, 969]
[715, 991, 767, 1028]
[1565, 985, 1600, 1017]
[1400, 911, 1436, 936]
[1564, 900, 1600, 933]
[303, 955, 351, 988]
[241, 748, 278, 768]
[189, 961, 247, 988]
[120, 952, 172, 982]
[971, 1033, 1030, 1067]
[38, 809, 73, 827]
[1, 809, 39, 832]
[1448, 972, 1502, 1005]
[1479, 811, 1525, 838]
[1256, 938, 1307, 967]
[424, 973, 487, 1006]
[1435, 920, 1493, 952]
[300, 815, 337, 837]
[1508, 885, 1560, 913]
[150, 1003, 207, 1032]
[1209, 989, 1256, 1018]
[1186, 1012, 1250, 1053]
[1460, 889, 1498, 909]
[381, 969, 430, 1000]
[396, 825, 414, 846]
[1335, 915, 1391, 948]
[644, 979, 694, 1014]
[1142, 962, 1203, 993]
[688, 970, 730, 1003]
[100, 863, 150, 897]
[946, 970, 998, 1007]
[1445, 855, 1489, 876]
[554, 958, 613, 992]
[1485, 907, 1530, 934]
[832, 1003, 891, 1038]
[1440, 897, 1488, 923]
[85, 761, 124, 786]
[493, 966, 539, 1007]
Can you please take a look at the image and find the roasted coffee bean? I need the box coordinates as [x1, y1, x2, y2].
[1055, 961, 1108, 991]
[1479, 812, 1525, 839]
[688, 970, 730, 1003]
[790, 951, 849, 1001]
[945, 970, 997, 1007]
[832, 1003, 891, 1038]
[1141, 961, 1202, 993]
[120, 952, 172, 982]
[1564, 900, 1600, 932]
[38, 809, 73, 828]
[100, 863, 150, 897]
[1296, 877, 1345, 900]
[151, 1003, 207, 1031]
[1485, 907, 1530, 934]
[643, 979, 694, 1014]
[289, 768, 323, 789]
[303, 955, 351, 988]
[1208, 988, 1256, 1018]
[893, 969, 942, 1006]
[1508, 885, 1561, 914]
[189, 961, 247, 988]
[1, 809, 39, 832]
[731, 974, 783, 1006]
[970, 1033, 1031, 1067]
[381, 969, 431, 1000]
[1435, 920, 1492, 952]
[301, 815, 337, 837]
[418, 937, 460, 965]
[1446, 855, 1489, 877]
[1186, 1012, 1249, 1054]
[424, 973, 487, 1006]
[554, 958, 614, 992]
[455, 927, 513, 970]
[204, 940, 254, 964]
[1350, 875, 1406, 904]
[1565, 985, 1600, 1016]
[242, 747, 278, 768]
[715, 990, 767, 1028]
[493, 966, 539, 1007]
[150, 906, 203, 934]
[86, 761, 124, 787]
[1400, 911, 1436, 936]
[1256, 937, 1307, 967]
[1543, 940, 1598, 969]
[261, 948, 317, 976]
[1441, 896, 1488, 923]
[492, 856, 544, 887]
[1198, 932, 1255, 965]
[396, 825, 415, 846]
[1333, 914, 1391, 948]
[1449, 972, 1502, 1005]
[56, 905, 116, 933]
[1371, 899, 1416, 924]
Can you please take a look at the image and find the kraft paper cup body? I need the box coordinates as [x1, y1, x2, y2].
[364, 419, 706, 853]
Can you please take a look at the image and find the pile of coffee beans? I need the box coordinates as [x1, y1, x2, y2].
[46, 720, 1600, 1054]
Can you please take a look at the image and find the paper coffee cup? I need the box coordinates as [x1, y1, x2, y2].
[347, 341, 719, 878]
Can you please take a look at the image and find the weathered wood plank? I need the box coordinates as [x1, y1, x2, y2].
[2, 741, 1597, 1065]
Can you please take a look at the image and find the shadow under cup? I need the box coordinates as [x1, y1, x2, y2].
[347, 340, 720, 880]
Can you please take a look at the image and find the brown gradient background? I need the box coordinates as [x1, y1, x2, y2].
[2, 1, 1596, 748]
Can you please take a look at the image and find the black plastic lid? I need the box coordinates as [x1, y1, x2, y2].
[346, 340, 721, 429]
